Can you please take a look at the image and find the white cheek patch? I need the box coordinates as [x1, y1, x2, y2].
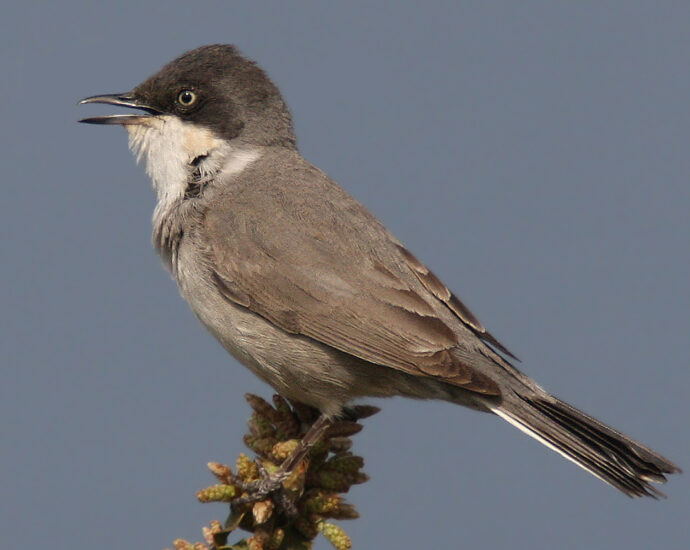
[125, 116, 263, 221]
[127, 116, 222, 204]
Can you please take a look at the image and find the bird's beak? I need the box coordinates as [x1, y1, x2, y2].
[78, 92, 160, 125]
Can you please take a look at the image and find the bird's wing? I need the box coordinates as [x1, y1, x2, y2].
[205, 159, 515, 396]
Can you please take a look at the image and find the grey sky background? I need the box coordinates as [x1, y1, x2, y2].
[2, 2, 689, 549]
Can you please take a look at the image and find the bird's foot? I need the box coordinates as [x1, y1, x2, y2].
[231, 460, 298, 516]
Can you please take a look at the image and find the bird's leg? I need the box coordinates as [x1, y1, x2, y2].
[280, 413, 333, 472]
[232, 413, 333, 510]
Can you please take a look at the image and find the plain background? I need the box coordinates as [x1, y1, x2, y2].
[2, 2, 689, 549]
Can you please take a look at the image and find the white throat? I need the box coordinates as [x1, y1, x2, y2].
[126, 116, 261, 213]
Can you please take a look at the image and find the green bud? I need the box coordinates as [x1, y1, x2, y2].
[196, 484, 237, 502]
[318, 521, 352, 550]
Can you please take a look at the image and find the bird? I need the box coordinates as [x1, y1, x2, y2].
[79, 44, 679, 499]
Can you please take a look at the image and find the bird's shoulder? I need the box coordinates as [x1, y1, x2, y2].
[210, 147, 382, 241]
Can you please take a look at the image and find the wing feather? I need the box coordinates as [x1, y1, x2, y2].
[205, 158, 508, 396]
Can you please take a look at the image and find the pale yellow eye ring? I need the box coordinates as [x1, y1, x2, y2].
[177, 90, 197, 106]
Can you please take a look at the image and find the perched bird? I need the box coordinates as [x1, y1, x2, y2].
[80, 44, 679, 499]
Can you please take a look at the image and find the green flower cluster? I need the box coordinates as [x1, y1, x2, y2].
[167, 394, 378, 550]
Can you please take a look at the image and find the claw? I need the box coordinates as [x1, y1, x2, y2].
[230, 413, 335, 517]
[231, 463, 290, 507]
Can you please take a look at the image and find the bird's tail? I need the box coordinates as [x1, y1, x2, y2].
[491, 391, 680, 498]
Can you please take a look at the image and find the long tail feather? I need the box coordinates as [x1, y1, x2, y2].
[492, 392, 680, 498]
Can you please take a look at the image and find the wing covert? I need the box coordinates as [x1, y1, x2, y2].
[204, 163, 505, 396]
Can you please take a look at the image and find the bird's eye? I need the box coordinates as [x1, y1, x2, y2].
[177, 90, 197, 107]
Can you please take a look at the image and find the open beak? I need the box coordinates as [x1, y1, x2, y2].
[78, 93, 160, 125]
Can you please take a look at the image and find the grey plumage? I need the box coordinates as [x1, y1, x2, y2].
[79, 44, 679, 498]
